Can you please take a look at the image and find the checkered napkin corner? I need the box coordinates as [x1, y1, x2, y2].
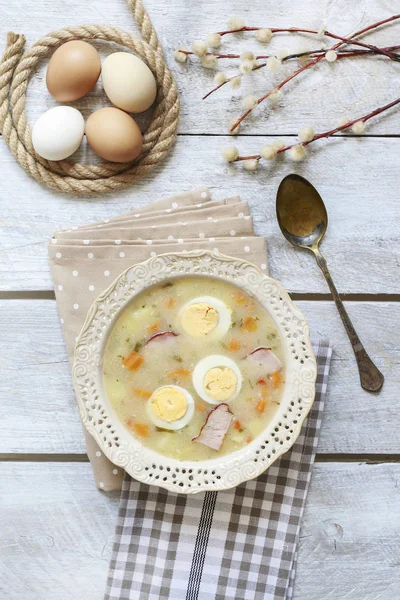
[105, 340, 332, 600]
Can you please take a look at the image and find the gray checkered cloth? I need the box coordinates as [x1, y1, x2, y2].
[104, 340, 332, 600]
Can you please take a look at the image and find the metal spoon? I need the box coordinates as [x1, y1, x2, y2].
[276, 173, 384, 393]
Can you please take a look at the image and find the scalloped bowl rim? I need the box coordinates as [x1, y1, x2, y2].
[72, 251, 317, 494]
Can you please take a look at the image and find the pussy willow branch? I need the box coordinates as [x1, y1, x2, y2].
[230, 14, 400, 132]
[213, 22, 400, 60]
[233, 96, 400, 162]
[200, 45, 399, 101]
[179, 44, 400, 62]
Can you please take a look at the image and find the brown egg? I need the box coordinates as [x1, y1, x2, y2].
[85, 107, 143, 163]
[46, 41, 101, 102]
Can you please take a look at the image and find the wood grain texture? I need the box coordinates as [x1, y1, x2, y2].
[0, 136, 399, 293]
[2, 0, 399, 135]
[0, 461, 399, 600]
[1, 299, 398, 455]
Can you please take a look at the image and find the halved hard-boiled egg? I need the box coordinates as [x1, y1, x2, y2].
[192, 355, 242, 404]
[146, 385, 194, 430]
[179, 296, 232, 339]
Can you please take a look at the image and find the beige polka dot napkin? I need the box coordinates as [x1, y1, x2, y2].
[48, 188, 269, 492]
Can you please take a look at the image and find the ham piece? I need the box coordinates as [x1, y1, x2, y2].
[247, 347, 282, 374]
[146, 331, 178, 345]
[193, 403, 234, 451]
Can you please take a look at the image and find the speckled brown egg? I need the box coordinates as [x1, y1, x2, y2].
[85, 107, 143, 163]
[46, 41, 101, 102]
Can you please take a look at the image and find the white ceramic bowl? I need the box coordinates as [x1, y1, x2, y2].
[73, 251, 317, 494]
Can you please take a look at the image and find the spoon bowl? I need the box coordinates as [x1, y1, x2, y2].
[276, 174, 384, 393]
[277, 174, 327, 250]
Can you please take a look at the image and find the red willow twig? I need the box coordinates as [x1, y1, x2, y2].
[200, 45, 400, 101]
[233, 97, 400, 162]
[229, 14, 400, 132]
[212, 22, 400, 60]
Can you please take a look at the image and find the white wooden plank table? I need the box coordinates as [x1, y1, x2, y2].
[0, 1, 399, 599]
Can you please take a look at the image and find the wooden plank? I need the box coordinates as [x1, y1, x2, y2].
[0, 461, 399, 600]
[0, 299, 398, 455]
[0, 136, 399, 293]
[2, 0, 400, 135]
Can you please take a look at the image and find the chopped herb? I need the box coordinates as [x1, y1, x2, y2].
[173, 355, 183, 363]
[125, 337, 130, 344]
[142, 304, 145, 309]
[117, 354, 123, 359]
[248, 379, 254, 389]
[162, 282, 173, 288]
[273, 401, 281, 405]
[156, 426, 174, 432]
[168, 324, 172, 328]
[220, 342, 228, 349]
[231, 321, 237, 328]
[134, 341, 143, 353]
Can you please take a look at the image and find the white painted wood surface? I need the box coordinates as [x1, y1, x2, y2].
[1, 462, 399, 600]
[1, 299, 399, 455]
[1, 136, 400, 294]
[1, 0, 399, 598]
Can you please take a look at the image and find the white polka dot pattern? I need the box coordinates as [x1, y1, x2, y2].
[49, 190, 268, 491]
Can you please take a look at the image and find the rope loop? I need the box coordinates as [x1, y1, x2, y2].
[0, 0, 179, 194]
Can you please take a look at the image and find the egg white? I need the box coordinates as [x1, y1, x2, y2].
[146, 385, 195, 430]
[179, 295, 232, 339]
[192, 355, 243, 404]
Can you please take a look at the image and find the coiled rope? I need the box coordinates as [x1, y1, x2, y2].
[0, 0, 180, 194]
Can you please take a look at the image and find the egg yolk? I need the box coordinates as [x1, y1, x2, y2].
[203, 367, 238, 401]
[181, 303, 219, 336]
[150, 387, 188, 422]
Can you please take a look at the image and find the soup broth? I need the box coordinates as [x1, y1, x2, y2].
[103, 277, 285, 461]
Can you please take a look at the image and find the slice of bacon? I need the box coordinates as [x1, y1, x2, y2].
[193, 403, 234, 451]
[247, 347, 282, 374]
[146, 331, 178, 345]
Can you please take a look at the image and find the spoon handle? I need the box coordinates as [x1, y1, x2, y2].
[313, 248, 384, 393]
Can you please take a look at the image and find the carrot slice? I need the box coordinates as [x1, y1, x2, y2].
[122, 351, 144, 371]
[271, 371, 283, 389]
[196, 404, 206, 413]
[166, 297, 175, 309]
[167, 368, 190, 379]
[147, 322, 160, 335]
[255, 397, 267, 413]
[228, 338, 241, 352]
[233, 419, 243, 431]
[246, 435, 254, 444]
[134, 423, 149, 437]
[257, 377, 267, 385]
[126, 419, 149, 437]
[132, 388, 152, 400]
[243, 316, 258, 332]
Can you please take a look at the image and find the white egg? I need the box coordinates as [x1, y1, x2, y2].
[32, 106, 85, 161]
[146, 385, 195, 431]
[101, 52, 157, 113]
[192, 355, 243, 404]
[179, 295, 232, 339]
